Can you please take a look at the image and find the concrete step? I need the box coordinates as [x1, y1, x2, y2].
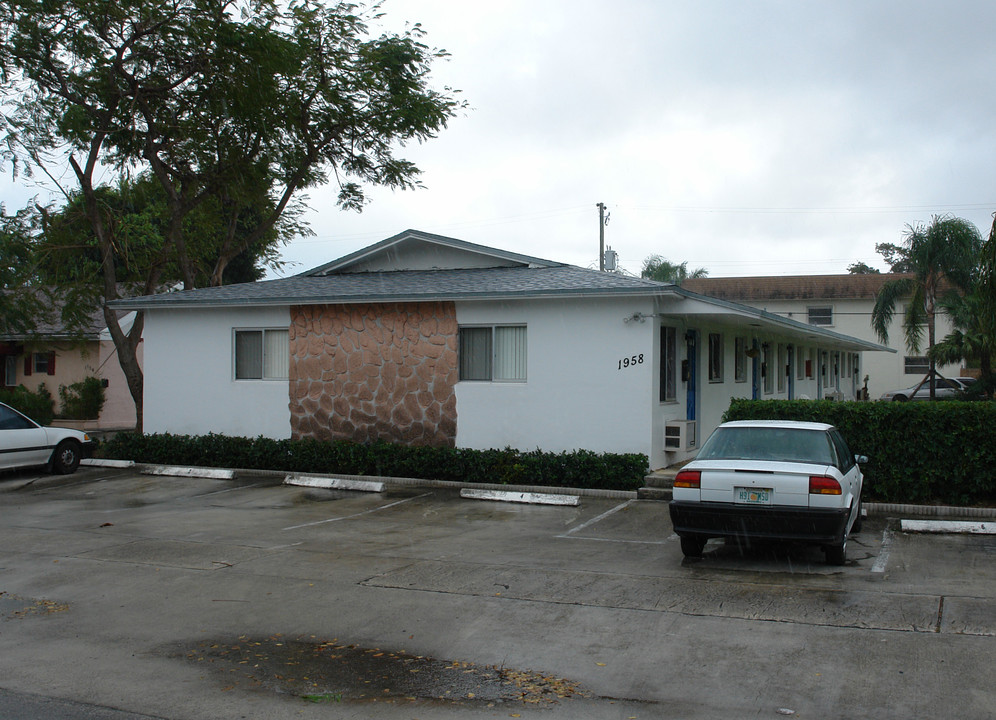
[637, 486, 671, 501]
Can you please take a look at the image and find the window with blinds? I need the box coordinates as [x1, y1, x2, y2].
[458, 325, 527, 382]
[234, 329, 289, 380]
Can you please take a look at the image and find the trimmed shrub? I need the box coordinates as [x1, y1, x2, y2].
[100, 433, 650, 492]
[58, 376, 106, 420]
[723, 399, 996, 506]
[0, 384, 55, 425]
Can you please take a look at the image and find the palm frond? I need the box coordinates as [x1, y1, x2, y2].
[871, 276, 913, 344]
[903, 284, 927, 354]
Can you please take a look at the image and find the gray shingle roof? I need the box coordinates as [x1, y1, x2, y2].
[0, 288, 108, 340]
[303, 229, 562, 276]
[111, 265, 676, 309]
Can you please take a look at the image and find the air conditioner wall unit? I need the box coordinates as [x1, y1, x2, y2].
[664, 420, 697, 451]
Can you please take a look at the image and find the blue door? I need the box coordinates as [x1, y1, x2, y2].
[685, 331, 698, 423]
[751, 339, 761, 400]
[787, 345, 795, 400]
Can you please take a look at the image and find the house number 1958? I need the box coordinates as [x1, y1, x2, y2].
[618, 354, 644, 369]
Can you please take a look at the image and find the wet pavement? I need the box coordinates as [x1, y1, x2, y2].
[0, 465, 994, 719]
[175, 634, 590, 705]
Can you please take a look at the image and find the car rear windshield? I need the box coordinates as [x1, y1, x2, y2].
[697, 427, 834, 465]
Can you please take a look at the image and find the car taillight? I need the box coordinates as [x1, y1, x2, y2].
[809, 475, 841, 495]
[674, 470, 701, 489]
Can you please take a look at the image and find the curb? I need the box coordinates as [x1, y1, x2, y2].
[460, 488, 580, 506]
[71, 461, 996, 519]
[125, 464, 638, 499]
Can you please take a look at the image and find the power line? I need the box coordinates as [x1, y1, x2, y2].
[618, 202, 996, 215]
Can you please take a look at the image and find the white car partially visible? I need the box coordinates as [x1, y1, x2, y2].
[669, 420, 865, 565]
[879, 376, 976, 401]
[0, 401, 93, 474]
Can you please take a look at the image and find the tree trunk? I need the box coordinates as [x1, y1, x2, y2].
[70, 146, 148, 433]
[926, 296, 937, 400]
[102, 306, 145, 434]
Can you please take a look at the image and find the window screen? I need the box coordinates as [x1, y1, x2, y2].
[235, 329, 289, 380]
[459, 327, 493, 381]
[458, 326, 526, 382]
[808, 307, 833, 326]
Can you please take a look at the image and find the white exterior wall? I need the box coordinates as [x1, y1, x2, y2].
[139, 296, 872, 470]
[453, 295, 867, 470]
[650, 301, 863, 468]
[761, 298, 956, 398]
[454, 296, 657, 457]
[144, 306, 291, 438]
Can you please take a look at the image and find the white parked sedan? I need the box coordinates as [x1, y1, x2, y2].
[669, 420, 865, 565]
[0, 401, 93, 474]
[879, 376, 976, 401]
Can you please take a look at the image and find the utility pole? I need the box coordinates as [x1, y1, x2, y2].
[597, 202, 608, 271]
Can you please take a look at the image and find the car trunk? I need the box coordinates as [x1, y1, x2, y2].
[696, 460, 829, 508]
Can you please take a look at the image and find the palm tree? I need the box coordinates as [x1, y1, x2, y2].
[871, 215, 982, 398]
[641, 255, 708, 284]
[930, 289, 991, 391]
[933, 213, 996, 395]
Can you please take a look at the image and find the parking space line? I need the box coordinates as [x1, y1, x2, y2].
[560, 500, 635, 537]
[556, 533, 677, 546]
[282, 492, 433, 531]
[197, 482, 269, 497]
[871, 528, 894, 573]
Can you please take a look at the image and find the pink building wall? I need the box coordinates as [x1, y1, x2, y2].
[5, 339, 138, 431]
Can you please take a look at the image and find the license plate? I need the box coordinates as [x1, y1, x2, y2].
[735, 487, 772, 504]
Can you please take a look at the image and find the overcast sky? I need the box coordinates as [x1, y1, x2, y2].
[5, 1, 996, 279]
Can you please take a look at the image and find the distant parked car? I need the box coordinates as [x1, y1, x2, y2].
[879, 376, 976, 401]
[0, 401, 93, 474]
[669, 420, 864, 565]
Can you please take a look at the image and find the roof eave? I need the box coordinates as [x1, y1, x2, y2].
[110, 285, 684, 311]
[667, 287, 894, 353]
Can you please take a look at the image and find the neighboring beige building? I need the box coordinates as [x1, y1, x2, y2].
[682, 274, 960, 400]
[0, 306, 139, 432]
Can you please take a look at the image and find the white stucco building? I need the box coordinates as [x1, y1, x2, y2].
[114, 231, 889, 470]
[683, 275, 961, 400]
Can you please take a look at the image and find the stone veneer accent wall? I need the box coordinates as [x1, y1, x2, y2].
[289, 302, 458, 446]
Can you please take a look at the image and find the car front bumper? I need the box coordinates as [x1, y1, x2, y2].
[669, 500, 851, 545]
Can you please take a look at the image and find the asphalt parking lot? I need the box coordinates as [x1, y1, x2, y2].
[1, 465, 994, 720]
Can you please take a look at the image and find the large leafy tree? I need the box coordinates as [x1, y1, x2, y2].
[871, 215, 982, 398]
[0, 204, 51, 336]
[847, 261, 880, 274]
[873, 242, 915, 273]
[0, 0, 461, 430]
[34, 174, 303, 292]
[641, 255, 708, 284]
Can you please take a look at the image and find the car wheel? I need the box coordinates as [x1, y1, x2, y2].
[892, 394, 908, 402]
[825, 538, 847, 566]
[51, 440, 81, 474]
[680, 536, 706, 558]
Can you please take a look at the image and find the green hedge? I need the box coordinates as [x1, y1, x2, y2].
[100, 433, 650, 492]
[724, 399, 996, 506]
[0, 384, 55, 425]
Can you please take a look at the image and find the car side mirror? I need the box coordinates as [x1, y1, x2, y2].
[855, 455, 868, 465]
